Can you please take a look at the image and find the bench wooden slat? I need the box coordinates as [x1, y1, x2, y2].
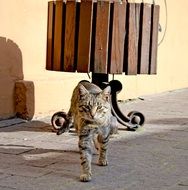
[53, 1, 64, 71]
[94, 1, 111, 74]
[149, 4, 160, 74]
[63, 0, 76, 72]
[135, 3, 141, 74]
[77, 1, 93, 73]
[46, 1, 54, 70]
[109, 1, 126, 74]
[90, 2, 97, 73]
[125, 3, 137, 75]
[139, 3, 152, 74]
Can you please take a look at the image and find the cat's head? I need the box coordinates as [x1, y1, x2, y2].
[78, 84, 111, 123]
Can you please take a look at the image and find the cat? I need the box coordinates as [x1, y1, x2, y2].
[58, 81, 118, 182]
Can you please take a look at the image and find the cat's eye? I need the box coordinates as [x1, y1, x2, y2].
[83, 105, 90, 112]
[97, 105, 102, 110]
[78, 106, 84, 112]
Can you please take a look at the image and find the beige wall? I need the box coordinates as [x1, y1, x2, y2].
[0, 0, 188, 119]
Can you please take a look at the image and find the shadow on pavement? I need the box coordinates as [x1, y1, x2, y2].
[0, 120, 53, 133]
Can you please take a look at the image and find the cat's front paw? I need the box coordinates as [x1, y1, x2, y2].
[80, 173, 92, 182]
[98, 159, 108, 166]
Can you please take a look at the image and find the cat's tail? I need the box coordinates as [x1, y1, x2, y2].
[56, 126, 67, 135]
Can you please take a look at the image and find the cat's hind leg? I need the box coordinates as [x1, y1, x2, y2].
[97, 131, 110, 166]
[92, 133, 99, 152]
[110, 116, 118, 134]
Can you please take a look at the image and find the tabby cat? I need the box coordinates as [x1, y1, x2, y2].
[59, 81, 117, 182]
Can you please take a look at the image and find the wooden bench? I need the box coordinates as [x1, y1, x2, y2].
[46, 0, 160, 130]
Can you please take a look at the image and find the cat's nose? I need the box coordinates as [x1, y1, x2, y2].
[90, 111, 96, 119]
[90, 107, 97, 118]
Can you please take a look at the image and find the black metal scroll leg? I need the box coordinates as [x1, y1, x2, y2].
[52, 76, 145, 133]
[92, 73, 109, 88]
[108, 80, 145, 131]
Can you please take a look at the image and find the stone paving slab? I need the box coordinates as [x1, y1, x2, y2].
[0, 88, 188, 190]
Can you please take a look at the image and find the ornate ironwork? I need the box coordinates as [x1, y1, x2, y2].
[51, 80, 145, 133]
[108, 80, 145, 131]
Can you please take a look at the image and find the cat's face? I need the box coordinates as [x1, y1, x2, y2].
[78, 85, 111, 124]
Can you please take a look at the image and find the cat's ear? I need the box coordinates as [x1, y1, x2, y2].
[78, 84, 89, 98]
[101, 86, 111, 102]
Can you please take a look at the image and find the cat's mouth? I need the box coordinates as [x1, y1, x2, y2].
[84, 117, 96, 123]
[83, 117, 105, 125]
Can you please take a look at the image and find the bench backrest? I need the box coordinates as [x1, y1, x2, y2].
[46, 0, 160, 75]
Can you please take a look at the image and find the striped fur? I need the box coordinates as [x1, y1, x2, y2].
[68, 81, 117, 182]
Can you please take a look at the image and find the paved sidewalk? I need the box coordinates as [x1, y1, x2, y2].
[0, 88, 188, 190]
